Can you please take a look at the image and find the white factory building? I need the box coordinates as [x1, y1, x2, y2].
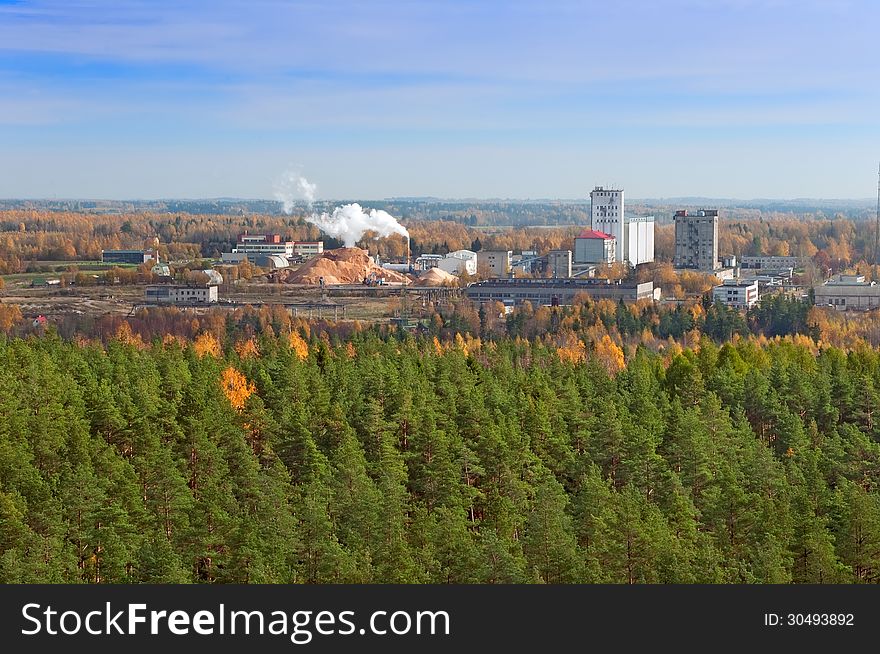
[225, 234, 324, 263]
[145, 285, 219, 304]
[590, 187, 654, 266]
[712, 279, 759, 309]
[439, 250, 478, 276]
[414, 250, 477, 276]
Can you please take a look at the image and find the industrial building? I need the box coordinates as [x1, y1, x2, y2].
[415, 254, 442, 271]
[814, 274, 880, 311]
[236, 233, 294, 256]
[439, 250, 478, 276]
[673, 209, 719, 270]
[466, 277, 657, 306]
[145, 285, 218, 304]
[589, 187, 654, 266]
[712, 279, 759, 309]
[625, 215, 655, 266]
[414, 250, 477, 276]
[293, 241, 324, 257]
[256, 254, 291, 270]
[546, 250, 573, 278]
[742, 268, 793, 284]
[221, 252, 249, 264]
[144, 268, 222, 305]
[574, 229, 616, 264]
[225, 234, 323, 263]
[478, 250, 512, 277]
[590, 187, 623, 257]
[740, 255, 803, 270]
[101, 249, 155, 265]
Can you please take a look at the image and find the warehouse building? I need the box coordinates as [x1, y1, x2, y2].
[574, 229, 616, 264]
[145, 285, 218, 304]
[814, 274, 880, 311]
[740, 255, 803, 270]
[101, 249, 154, 265]
[466, 277, 656, 306]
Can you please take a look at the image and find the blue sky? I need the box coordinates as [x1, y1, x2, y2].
[0, 0, 878, 200]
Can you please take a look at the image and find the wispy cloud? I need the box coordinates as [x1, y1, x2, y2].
[0, 0, 878, 198]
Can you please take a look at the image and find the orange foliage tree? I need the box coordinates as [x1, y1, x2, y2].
[0, 303, 22, 333]
[593, 334, 625, 375]
[288, 331, 309, 360]
[220, 366, 255, 412]
[557, 332, 586, 364]
[234, 337, 260, 360]
[194, 332, 221, 358]
[114, 321, 145, 348]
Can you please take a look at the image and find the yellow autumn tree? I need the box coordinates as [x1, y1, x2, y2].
[194, 331, 221, 358]
[463, 334, 481, 353]
[235, 337, 260, 360]
[593, 334, 625, 375]
[558, 340, 586, 364]
[0, 303, 23, 333]
[557, 331, 586, 364]
[114, 321, 145, 349]
[288, 330, 309, 361]
[220, 366, 255, 412]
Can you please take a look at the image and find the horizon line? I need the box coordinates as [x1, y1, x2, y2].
[0, 196, 876, 204]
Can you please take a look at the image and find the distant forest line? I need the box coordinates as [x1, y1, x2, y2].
[0, 206, 875, 276]
[0, 197, 874, 221]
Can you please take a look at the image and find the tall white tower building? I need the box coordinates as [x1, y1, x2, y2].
[590, 187, 624, 261]
[590, 186, 653, 266]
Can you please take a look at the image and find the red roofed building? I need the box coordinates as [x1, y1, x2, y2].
[577, 228, 612, 240]
[574, 229, 616, 264]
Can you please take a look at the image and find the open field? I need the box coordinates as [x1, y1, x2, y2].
[0, 279, 427, 323]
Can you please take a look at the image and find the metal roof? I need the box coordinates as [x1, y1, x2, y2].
[576, 229, 614, 240]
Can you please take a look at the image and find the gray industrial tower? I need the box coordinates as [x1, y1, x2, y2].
[673, 209, 720, 271]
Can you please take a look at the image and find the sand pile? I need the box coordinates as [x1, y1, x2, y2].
[279, 247, 411, 285]
[419, 268, 459, 286]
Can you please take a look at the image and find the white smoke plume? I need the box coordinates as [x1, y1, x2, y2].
[307, 203, 409, 248]
[275, 170, 317, 213]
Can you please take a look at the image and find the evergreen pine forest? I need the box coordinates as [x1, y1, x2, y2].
[4, 311, 880, 585]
